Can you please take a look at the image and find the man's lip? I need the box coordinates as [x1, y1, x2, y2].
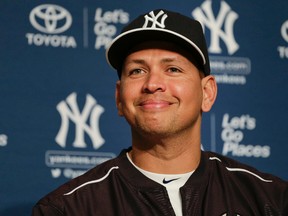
[138, 99, 173, 109]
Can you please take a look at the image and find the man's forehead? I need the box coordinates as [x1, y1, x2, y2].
[124, 40, 201, 68]
[125, 50, 189, 65]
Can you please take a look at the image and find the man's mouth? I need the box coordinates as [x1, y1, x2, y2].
[138, 99, 173, 109]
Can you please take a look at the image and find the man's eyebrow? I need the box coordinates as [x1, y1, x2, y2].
[125, 59, 146, 65]
[160, 57, 177, 63]
[125, 57, 179, 65]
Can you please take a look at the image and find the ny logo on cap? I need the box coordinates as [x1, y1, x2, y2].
[142, 10, 168, 29]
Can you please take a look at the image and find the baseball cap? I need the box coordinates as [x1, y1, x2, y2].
[106, 9, 210, 76]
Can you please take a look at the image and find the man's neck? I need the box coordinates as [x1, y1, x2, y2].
[129, 134, 201, 174]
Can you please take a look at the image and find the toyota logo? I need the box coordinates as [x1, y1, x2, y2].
[29, 4, 72, 34]
[281, 20, 288, 43]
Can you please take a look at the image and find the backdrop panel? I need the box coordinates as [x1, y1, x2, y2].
[1, 0, 287, 215]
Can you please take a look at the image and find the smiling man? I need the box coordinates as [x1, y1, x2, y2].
[115, 40, 215, 175]
[32, 9, 288, 216]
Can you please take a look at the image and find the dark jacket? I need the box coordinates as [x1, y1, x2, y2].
[32, 150, 288, 216]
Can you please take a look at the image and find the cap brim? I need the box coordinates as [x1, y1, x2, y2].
[106, 28, 206, 71]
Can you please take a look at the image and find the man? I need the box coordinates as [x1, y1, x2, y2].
[32, 9, 288, 216]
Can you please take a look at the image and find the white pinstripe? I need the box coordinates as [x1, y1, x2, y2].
[209, 157, 273, 183]
[64, 166, 119, 196]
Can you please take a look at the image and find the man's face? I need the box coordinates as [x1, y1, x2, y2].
[115, 42, 213, 138]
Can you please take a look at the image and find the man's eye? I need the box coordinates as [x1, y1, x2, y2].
[129, 69, 144, 76]
[168, 67, 181, 73]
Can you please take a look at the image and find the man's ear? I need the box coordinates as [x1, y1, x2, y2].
[201, 75, 217, 112]
[115, 80, 124, 116]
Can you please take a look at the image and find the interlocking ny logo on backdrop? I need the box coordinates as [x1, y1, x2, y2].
[192, 0, 239, 55]
[55, 92, 105, 149]
[192, 0, 251, 85]
[29, 4, 72, 34]
[45, 93, 115, 179]
[143, 10, 168, 28]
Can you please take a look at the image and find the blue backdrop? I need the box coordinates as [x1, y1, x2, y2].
[1, 0, 288, 215]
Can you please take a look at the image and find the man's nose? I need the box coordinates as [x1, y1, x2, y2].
[142, 71, 166, 93]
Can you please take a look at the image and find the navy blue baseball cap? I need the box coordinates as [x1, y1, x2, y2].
[106, 9, 210, 76]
